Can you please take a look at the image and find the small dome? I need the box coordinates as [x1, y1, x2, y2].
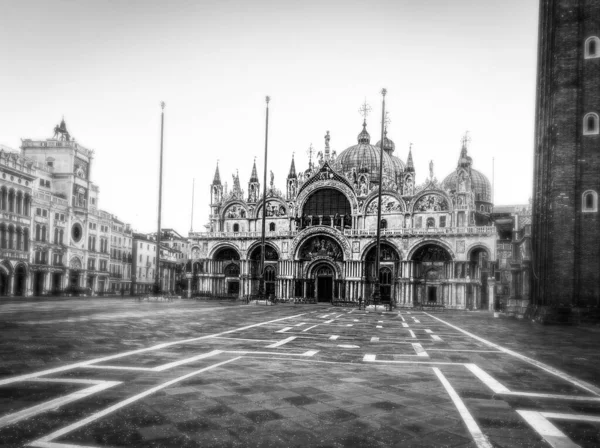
[442, 168, 492, 203]
[375, 136, 395, 153]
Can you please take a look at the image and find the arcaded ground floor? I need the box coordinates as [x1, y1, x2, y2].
[1, 298, 599, 447]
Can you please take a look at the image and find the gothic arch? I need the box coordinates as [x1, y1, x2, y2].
[209, 243, 241, 260]
[360, 240, 403, 261]
[254, 197, 288, 218]
[290, 226, 351, 261]
[407, 239, 455, 261]
[304, 258, 343, 280]
[362, 190, 406, 215]
[14, 262, 29, 276]
[69, 256, 83, 270]
[246, 241, 281, 260]
[409, 189, 453, 214]
[466, 243, 492, 261]
[296, 181, 358, 216]
[0, 260, 13, 275]
[221, 200, 248, 219]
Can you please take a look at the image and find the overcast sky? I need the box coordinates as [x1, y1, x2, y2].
[0, 0, 538, 234]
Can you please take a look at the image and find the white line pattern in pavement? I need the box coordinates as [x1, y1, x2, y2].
[28, 358, 241, 448]
[266, 337, 297, 348]
[0, 313, 306, 386]
[433, 368, 494, 448]
[426, 313, 600, 396]
[516, 411, 582, 448]
[0, 379, 121, 429]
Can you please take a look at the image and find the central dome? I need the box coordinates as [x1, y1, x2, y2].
[333, 122, 400, 182]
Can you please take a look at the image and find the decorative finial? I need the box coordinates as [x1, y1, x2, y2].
[358, 98, 372, 121]
[381, 88, 387, 97]
[266, 96, 270, 104]
[160, 101, 165, 110]
[461, 131, 471, 149]
[325, 131, 330, 149]
[307, 143, 314, 169]
[429, 160, 434, 180]
[409, 143, 413, 151]
[384, 111, 391, 128]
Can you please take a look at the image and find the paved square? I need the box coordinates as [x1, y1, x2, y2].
[1, 298, 600, 447]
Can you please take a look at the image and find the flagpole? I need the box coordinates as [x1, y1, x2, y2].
[190, 178, 195, 233]
[373, 88, 387, 309]
[155, 101, 165, 295]
[258, 96, 270, 300]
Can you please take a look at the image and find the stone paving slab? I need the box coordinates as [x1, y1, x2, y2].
[1, 299, 600, 447]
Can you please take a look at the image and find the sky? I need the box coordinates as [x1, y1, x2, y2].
[0, 0, 539, 234]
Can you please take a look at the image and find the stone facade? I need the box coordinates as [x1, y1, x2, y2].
[533, 0, 600, 307]
[190, 123, 497, 309]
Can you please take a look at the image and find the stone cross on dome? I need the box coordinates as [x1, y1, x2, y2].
[358, 98, 372, 122]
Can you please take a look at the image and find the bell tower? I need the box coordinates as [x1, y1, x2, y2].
[532, 0, 600, 307]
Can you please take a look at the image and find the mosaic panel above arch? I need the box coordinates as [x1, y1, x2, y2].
[411, 192, 451, 212]
[222, 202, 248, 219]
[365, 194, 406, 215]
[255, 198, 287, 218]
[290, 226, 351, 261]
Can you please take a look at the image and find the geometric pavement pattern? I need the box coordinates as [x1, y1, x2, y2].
[1, 303, 600, 447]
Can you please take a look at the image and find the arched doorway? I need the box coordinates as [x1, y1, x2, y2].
[364, 243, 401, 303]
[411, 243, 452, 306]
[0, 267, 8, 296]
[224, 263, 240, 295]
[33, 271, 44, 296]
[249, 244, 279, 296]
[314, 264, 334, 302]
[470, 247, 490, 309]
[14, 265, 27, 297]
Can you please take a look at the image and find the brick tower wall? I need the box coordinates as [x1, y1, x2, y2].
[533, 0, 600, 306]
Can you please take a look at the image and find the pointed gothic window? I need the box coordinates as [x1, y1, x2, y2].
[584, 113, 599, 135]
[269, 222, 276, 232]
[582, 190, 598, 213]
[585, 37, 599, 59]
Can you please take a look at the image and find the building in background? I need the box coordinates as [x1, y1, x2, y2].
[493, 204, 532, 316]
[189, 123, 497, 309]
[533, 0, 600, 310]
[0, 120, 186, 297]
[0, 145, 35, 296]
[132, 233, 178, 294]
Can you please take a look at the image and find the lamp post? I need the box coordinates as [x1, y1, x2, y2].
[257, 96, 270, 300]
[372, 89, 387, 309]
[155, 101, 165, 295]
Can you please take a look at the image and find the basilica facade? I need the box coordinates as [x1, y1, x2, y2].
[189, 121, 497, 310]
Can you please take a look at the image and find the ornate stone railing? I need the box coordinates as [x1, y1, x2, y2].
[189, 226, 496, 239]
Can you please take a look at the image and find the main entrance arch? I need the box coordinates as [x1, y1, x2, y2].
[248, 243, 279, 296]
[364, 242, 401, 303]
[410, 243, 452, 306]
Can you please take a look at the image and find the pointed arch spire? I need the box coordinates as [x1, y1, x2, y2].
[249, 157, 259, 183]
[458, 131, 473, 168]
[406, 143, 415, 173]
[287, 153, 297, 179]
[212, 162, 221, 185]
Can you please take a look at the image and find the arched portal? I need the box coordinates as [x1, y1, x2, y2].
[411, 243, 452, 306]
[470, 246, 490, 309]
[312, 263, 335, 302]
[0, 267, 8, 296]
[364, 242, 401, 303]
[301, 188, 351, 228]
[249, 243, 279, 296]
[14, 264, 27, 297]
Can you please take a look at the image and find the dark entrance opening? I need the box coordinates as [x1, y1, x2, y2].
[52, 273, 62, 295]
[33, 272, 44, 296]
[69, 270, 79, 288]
[428, 286, 437, 302]
[227, 281, 239, 295]
[317, 276, 332, 302]
[0, 271, 7, 296]
[14, 265, 27, 296]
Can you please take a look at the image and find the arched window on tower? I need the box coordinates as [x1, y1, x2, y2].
[585, 37, 599, 59]
[582, 190, 598, 213]
[269, 222, 276, 232]
[584, 113, 599, 135]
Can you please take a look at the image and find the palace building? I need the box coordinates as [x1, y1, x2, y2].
[189, 121, 498, 309]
